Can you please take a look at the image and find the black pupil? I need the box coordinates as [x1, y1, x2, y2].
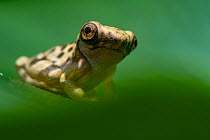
[85, 27, 91, 34]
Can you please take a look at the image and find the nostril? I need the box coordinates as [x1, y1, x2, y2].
[134, 40, 137, 47]
[134, 37, 137, 47]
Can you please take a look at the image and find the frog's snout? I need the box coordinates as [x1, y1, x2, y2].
[124, 31, 137, 49]
[123, 31, 137, 56]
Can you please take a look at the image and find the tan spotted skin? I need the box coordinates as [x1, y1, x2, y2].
[16, 21, 137, 101]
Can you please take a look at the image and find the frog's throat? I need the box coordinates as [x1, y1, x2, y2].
[78, 48, 122, 72]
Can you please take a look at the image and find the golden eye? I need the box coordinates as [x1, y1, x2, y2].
[81, 23, 98, 42]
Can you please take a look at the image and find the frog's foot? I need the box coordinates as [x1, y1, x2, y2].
[72, 88, 99, 102]
[65, 86, 99, 102]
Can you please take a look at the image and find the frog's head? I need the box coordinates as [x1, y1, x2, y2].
[77, 21, 137, 70]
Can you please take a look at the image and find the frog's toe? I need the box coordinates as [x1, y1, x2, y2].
[16, 56, 29, 67]
[69, 88, 100, 102]
[18, 68, 27, 80]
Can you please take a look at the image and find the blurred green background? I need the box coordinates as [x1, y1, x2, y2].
[0, 0, 210, 139]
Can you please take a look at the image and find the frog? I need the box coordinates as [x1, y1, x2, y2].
[15, 21, 137, 102]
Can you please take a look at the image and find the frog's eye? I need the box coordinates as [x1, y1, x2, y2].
[81, 23, 98, 42]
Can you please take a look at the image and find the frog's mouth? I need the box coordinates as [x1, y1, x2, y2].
[89, 46, 133, 59]
[89, 46, 122, 53]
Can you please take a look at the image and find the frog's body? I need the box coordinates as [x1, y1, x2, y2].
[16, 21, 137, 101]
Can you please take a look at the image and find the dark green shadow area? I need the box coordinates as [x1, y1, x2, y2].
[1, 76, 210, 140]
[0, 0, 210, 139]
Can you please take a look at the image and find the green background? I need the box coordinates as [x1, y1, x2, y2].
[0, 0, 210, 139]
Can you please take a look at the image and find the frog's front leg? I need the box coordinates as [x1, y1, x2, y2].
[104, 75, 116, 100]
[60, 73, 98, 102]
